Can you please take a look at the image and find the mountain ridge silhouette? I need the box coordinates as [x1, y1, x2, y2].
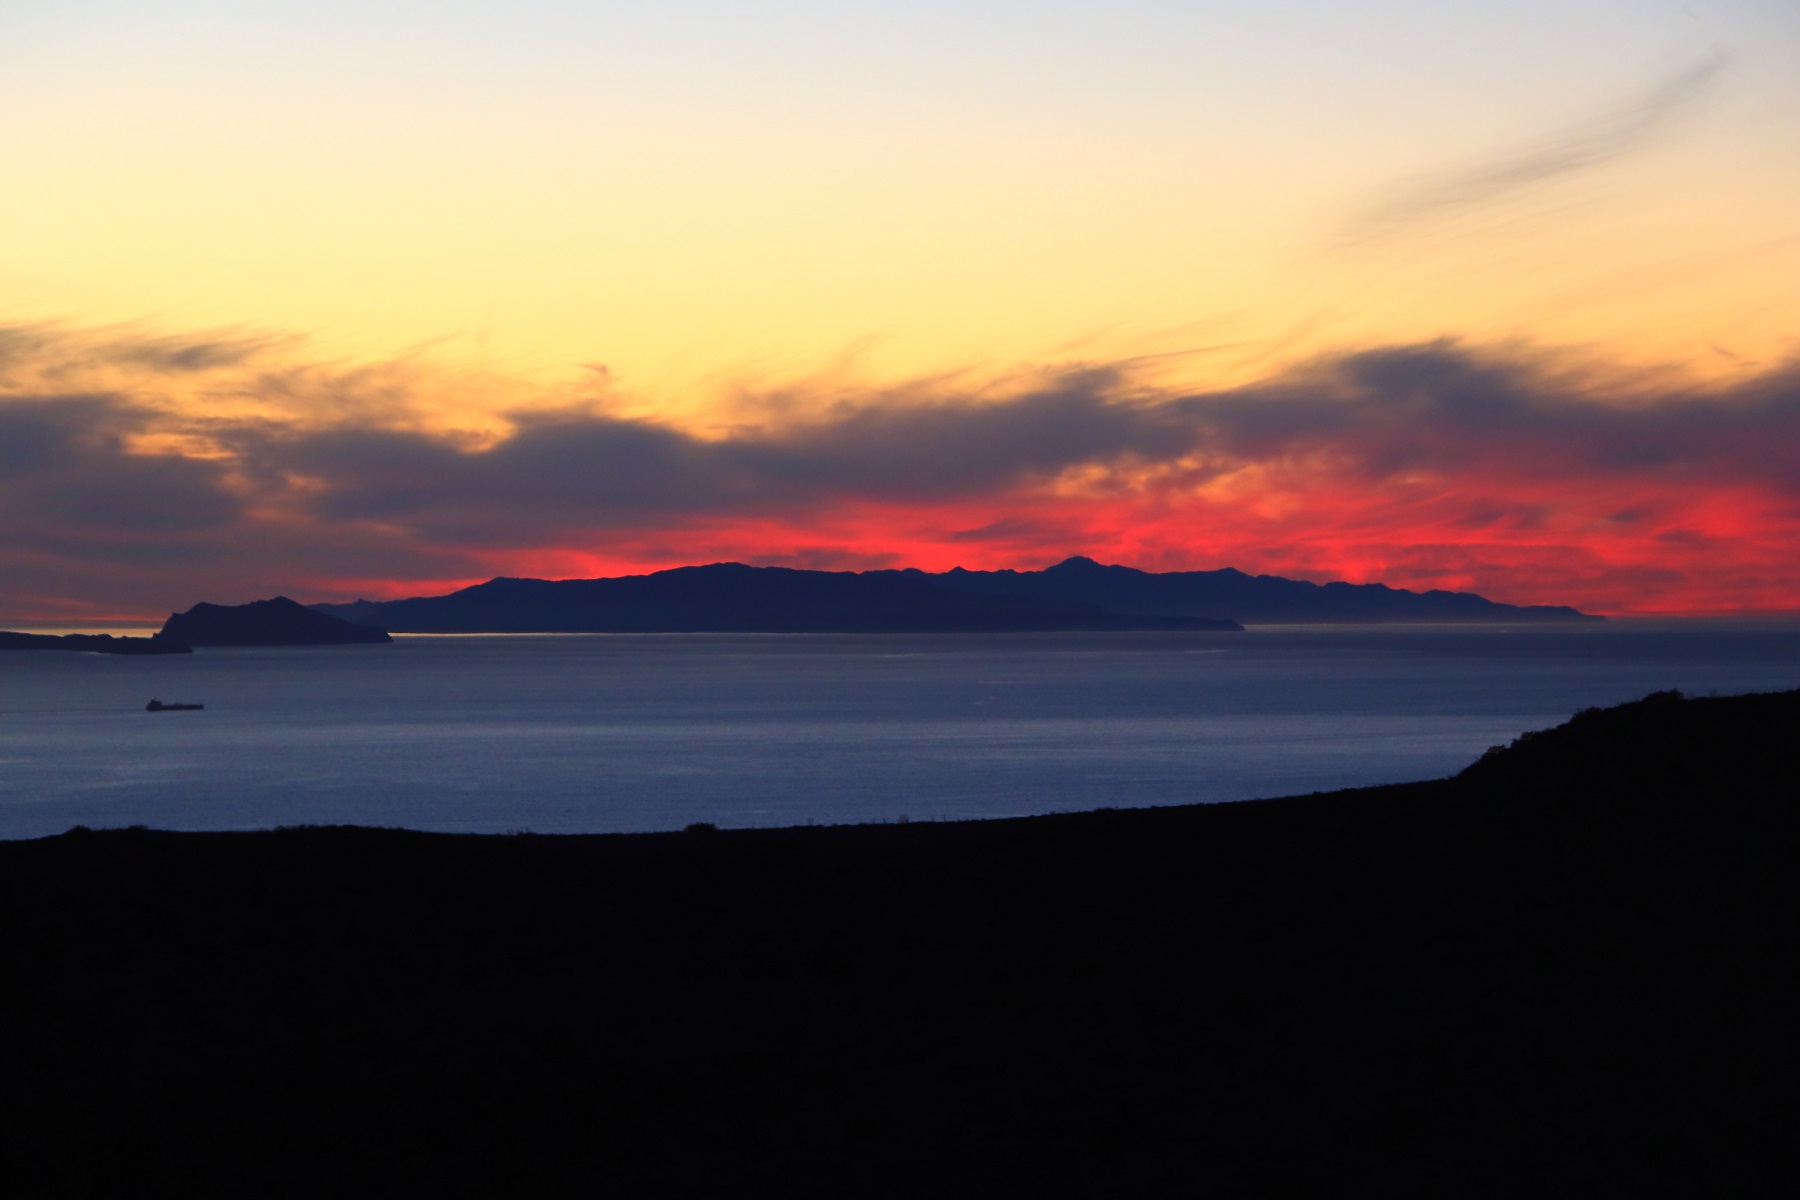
[310, 557, 1596, 632]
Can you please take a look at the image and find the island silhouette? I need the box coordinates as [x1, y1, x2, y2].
[912, 555, 1600, 622]
[3, 598, 391, 652]
[1, 686, 1785, 1194]
[308, 557, 1596, 633]
[310, 560, 1240, 633]
[158, 596, 394, 646]
[0, 630, 192, 654]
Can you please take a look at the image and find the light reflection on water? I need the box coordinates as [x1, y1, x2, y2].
[2, 624, 1796, 837]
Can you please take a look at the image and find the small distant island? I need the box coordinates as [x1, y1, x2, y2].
[0, 630, 191, 655]
[158, 596, 393, 646]
[4, 599, 392, 651]
[309, 557, 1598, 634]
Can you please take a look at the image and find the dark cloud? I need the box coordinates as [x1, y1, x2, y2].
[215, 340, 1800, 553]
[946, 515, 1091, 546]
[0, 398, 243, 588]
[4, 319, 1800, 616]
[757, 372, 1195, 496]
[14, 454, 239, 536]
[222, 371, 1204, 540]
[1176, 344, 1800, 488]
[0, 397, 123, 479]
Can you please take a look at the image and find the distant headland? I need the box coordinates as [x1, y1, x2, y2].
[4, 598, 393, 652]
[158, 596, 393, 646]
[0, 630, 191, 655]
[309, 557, 1598, 634]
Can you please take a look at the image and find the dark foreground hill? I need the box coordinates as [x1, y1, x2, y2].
[313, 561, 1241, 633]
[1, 689, 1791, 1194]
[918, 555, 1601, 623]
[160, 595, 393, 645]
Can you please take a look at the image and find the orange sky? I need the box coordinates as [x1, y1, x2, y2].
[2, 2, 1798, 619]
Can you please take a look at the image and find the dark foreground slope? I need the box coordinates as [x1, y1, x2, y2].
[1, 690, 1792, 1195]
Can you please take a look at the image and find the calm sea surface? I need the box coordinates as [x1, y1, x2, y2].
[3, 623, 1797, 838]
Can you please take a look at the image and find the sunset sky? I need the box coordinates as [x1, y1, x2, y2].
[3, 1, 1798, 619]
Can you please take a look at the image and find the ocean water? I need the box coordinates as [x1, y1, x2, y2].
[2, 623, 1797, 838]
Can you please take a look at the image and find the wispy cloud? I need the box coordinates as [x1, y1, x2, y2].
[1342, 55, 1727, 246]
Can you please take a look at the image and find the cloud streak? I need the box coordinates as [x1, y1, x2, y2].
[3, 323, 1798, 618]
[1343, 55, 1727, 245]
